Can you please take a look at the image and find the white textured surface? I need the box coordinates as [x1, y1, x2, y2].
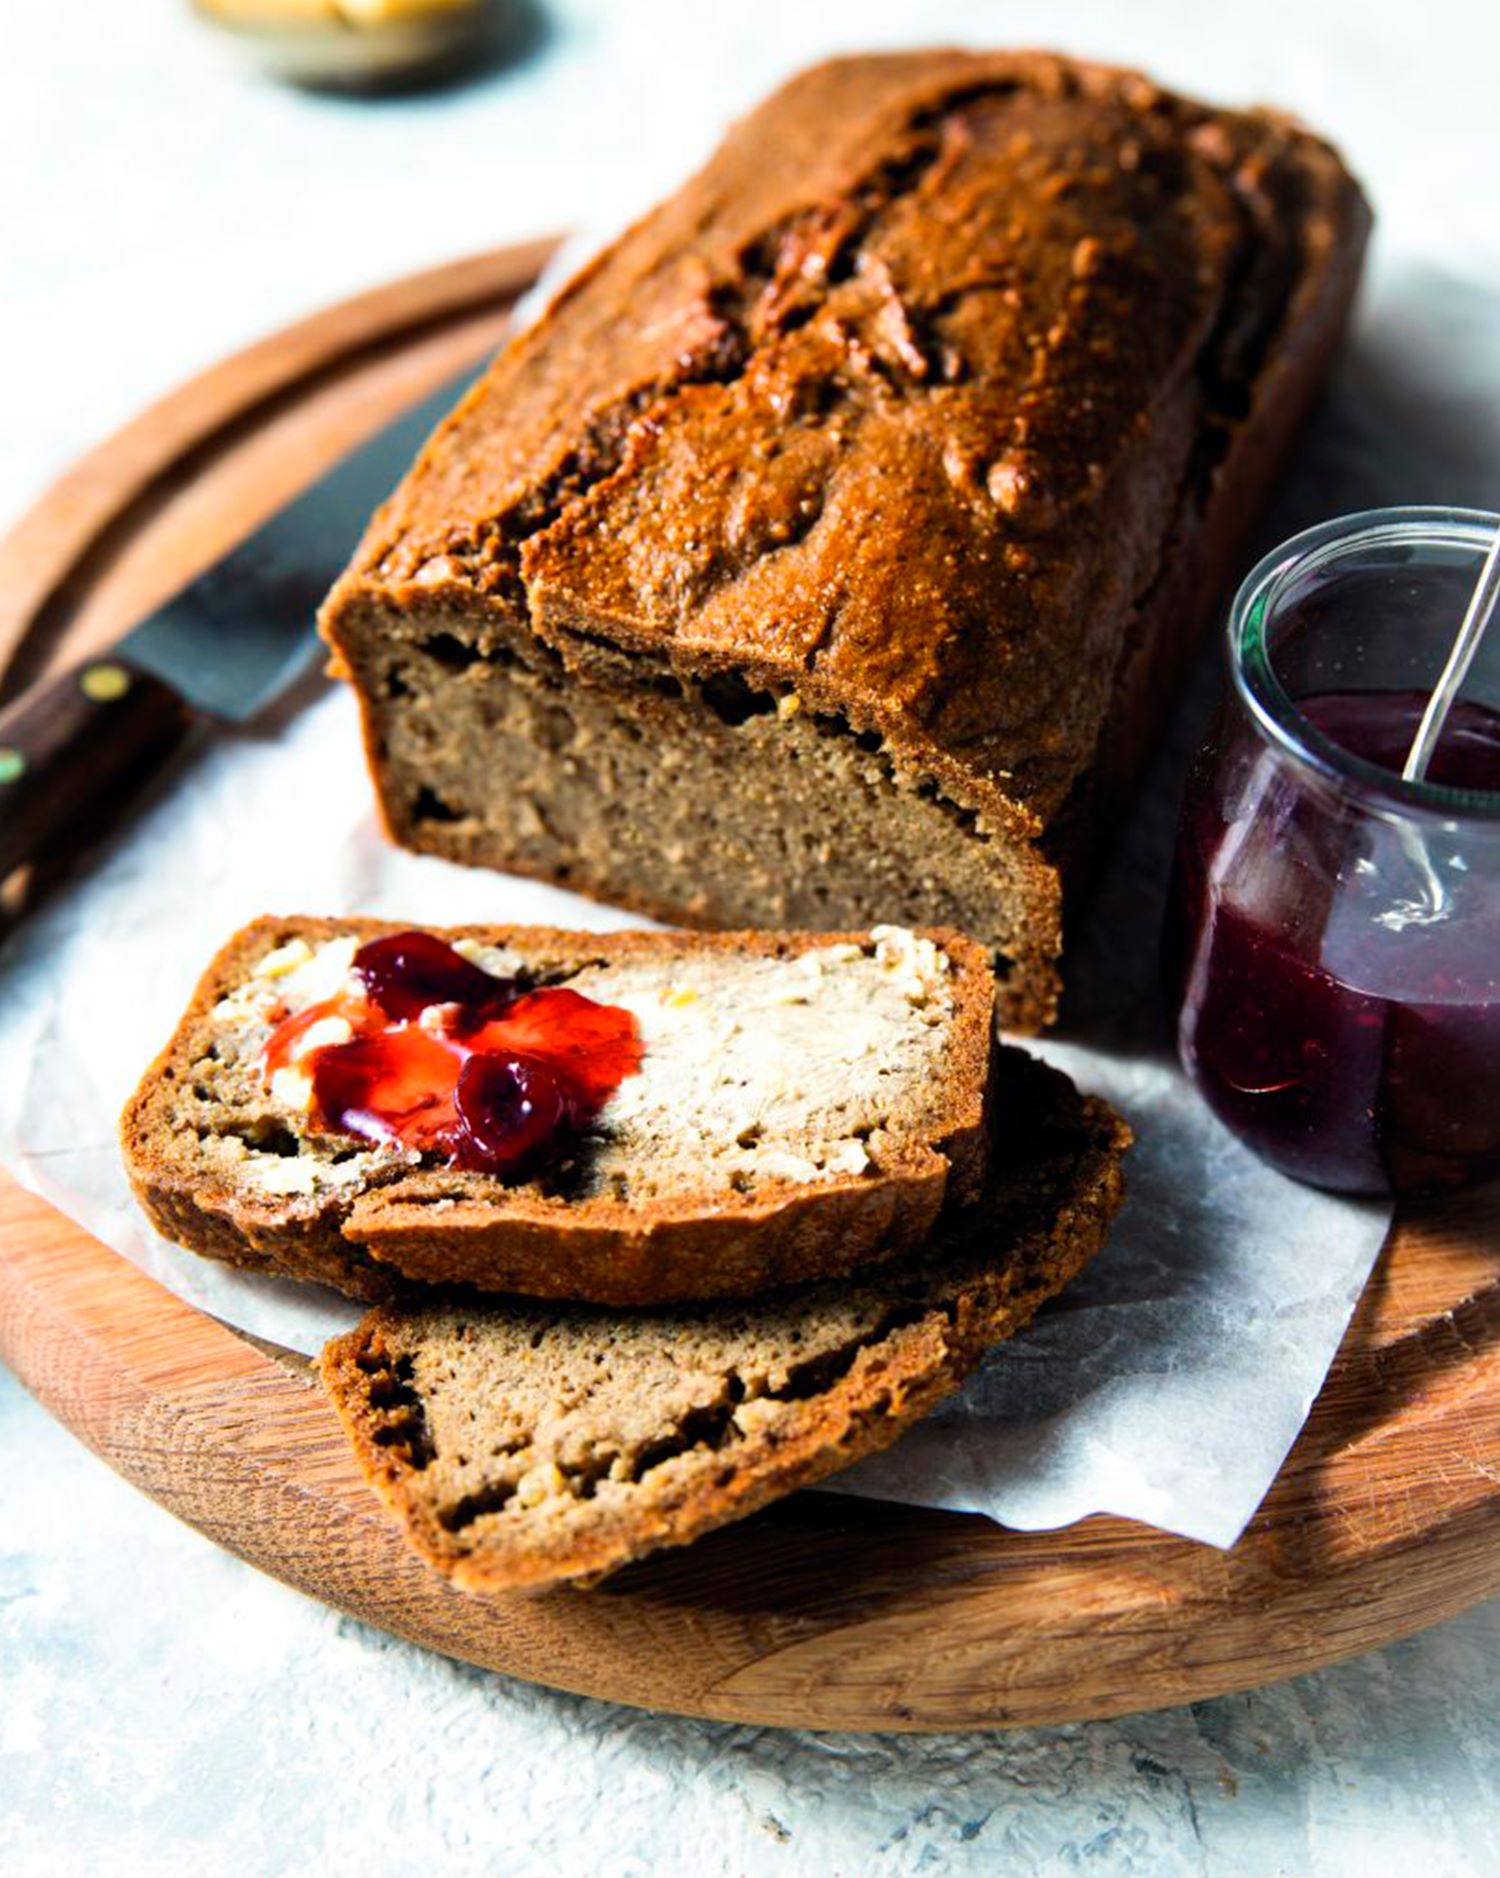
[6, 1365, 1500, 1878]
[5, 0, 1500, 1870]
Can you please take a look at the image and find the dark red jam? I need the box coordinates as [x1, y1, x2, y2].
[261, 932, 643, 1177]
[1169, 691, 1500, 1194]
[354, 929, 516, 1023]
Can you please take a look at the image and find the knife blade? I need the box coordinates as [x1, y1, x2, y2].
[124, 366, 476, 721]
[0, 364, 477, 882]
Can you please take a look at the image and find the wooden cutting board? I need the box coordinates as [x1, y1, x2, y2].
[2, 242, 1499, 1734]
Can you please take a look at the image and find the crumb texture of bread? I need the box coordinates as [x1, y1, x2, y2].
[320, 1045, 1130, 1591]
[120, 915, 995, 1305]
[321, 50, 1371, 1030]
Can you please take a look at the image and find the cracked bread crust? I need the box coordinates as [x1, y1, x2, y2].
[119, 916, 996, 1306]
[322, 50, 1371, 1030]
[319, 1046, 1130, 1592]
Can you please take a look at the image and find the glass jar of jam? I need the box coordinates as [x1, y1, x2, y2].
[1167, 508, 1500, 1196]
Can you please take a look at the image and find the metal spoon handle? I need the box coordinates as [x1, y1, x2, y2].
[1403, 523, 1500, 782]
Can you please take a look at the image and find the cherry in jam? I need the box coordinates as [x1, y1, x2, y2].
[263, 931, 642, 1178]
[355, 929, 515, 1024]
[454, 1053, 576, 1173]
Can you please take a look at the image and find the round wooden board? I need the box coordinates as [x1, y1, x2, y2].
[3, 244, 1500, 1734]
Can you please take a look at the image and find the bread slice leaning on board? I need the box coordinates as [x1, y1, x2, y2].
[119, 916, 997, 1306]
[321, 1046, 1130, 1592]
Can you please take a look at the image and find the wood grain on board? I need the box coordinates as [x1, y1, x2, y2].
[0, 242, 1497, 1731]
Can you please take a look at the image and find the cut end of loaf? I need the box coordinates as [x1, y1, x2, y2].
[326, 603, 1066, 1032]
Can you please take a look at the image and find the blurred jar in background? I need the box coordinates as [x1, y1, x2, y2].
[193, 0, 501, 90]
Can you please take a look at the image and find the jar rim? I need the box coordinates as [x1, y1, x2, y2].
[1230, 505, 1500, 823]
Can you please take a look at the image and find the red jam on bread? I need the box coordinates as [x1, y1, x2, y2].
[262, 931, 643, 1176]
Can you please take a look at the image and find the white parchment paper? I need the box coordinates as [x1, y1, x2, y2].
[0, 685, 1389, 1551]
[10, 251, 1495, 1551]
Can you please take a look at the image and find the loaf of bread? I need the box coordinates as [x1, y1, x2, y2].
[321, 51, 1370, 1029]
[120, 916, 995, 1305]
[321, 1045, 1130, 1591]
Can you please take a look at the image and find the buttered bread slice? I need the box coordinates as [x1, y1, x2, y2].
[121, 916, 995, 1305]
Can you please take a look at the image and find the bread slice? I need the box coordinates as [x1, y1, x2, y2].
[320, 1047, 1129, 1592]
[121, 916, 995, 1306]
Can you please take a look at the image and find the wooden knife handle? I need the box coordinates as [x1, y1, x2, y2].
[0, 657, 191, 882]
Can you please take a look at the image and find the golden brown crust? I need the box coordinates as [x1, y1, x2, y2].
[321, 50, 1370, 1030]
[120, 914, 996, 1305]
[320, 1045, 1131, 1592]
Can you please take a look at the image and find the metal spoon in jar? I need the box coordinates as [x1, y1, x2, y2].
[1373, 521, 1500, 930]
[1403, 522, 1500, 782]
